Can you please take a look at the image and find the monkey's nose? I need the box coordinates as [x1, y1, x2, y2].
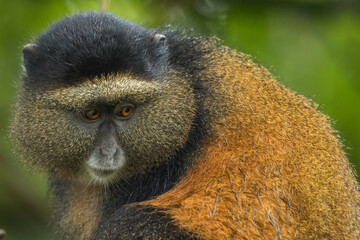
[100, 146, 118, 158]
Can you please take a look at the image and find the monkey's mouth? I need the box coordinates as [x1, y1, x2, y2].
[90, 168, 116, 177]
[87, 166, 118, 181]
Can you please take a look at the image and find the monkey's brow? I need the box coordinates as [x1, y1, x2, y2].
[44, 79, 161, 108]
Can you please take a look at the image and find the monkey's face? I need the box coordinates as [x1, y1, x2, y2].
[11, 74, 196, 185]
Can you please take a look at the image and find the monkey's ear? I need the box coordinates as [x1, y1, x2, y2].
[150, 32, 166, 43]
[22, 43, 40, 74]
[153, 33, 166, 42]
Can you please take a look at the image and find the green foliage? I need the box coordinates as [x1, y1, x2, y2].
[0, 0, 359, 239]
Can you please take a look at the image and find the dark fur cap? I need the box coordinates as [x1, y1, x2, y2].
[23, 11, 170, 87]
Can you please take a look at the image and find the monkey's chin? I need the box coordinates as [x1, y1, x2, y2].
[87, 167, 119, 185]
[86, 154, 126, 185]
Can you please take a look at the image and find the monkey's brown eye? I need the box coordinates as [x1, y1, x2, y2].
[120, 106, 134, 117]
[115, 104, 135, 120]
[85, 109, 101, 120]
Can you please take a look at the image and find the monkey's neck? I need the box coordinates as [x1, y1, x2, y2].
[51, 172, 185, 239]
[51, 181, 104, 239]
[50, 153, 194, 239]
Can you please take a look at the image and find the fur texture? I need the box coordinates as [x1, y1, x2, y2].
[11, 11, 360, 239]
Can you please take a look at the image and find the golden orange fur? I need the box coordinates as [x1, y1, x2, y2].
[144, 48, 360, 239]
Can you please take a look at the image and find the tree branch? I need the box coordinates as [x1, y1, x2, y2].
[100, 0, 110, 12]
[0, 229, 6, 240]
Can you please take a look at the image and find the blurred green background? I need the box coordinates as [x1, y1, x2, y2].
[0, 0, 359, 239]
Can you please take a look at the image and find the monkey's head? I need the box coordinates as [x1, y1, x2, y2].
[10, 12, 198, 185]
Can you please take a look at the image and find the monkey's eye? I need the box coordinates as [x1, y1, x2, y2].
[85, 109, 101, 120]
[115, 104, 135, 120]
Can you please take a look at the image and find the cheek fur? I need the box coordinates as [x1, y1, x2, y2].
[11, 101, 95, 175]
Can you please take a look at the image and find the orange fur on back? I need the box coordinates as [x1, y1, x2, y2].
[144, 48, 360, 239]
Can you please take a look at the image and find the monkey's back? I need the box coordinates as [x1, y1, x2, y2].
[144, 44, 360, 239]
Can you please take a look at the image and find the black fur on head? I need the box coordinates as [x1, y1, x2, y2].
[22, 11, 169, 88]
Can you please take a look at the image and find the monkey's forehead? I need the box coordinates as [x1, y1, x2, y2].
[42, 74, 162, 109]
[24, 11, 169, 88]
